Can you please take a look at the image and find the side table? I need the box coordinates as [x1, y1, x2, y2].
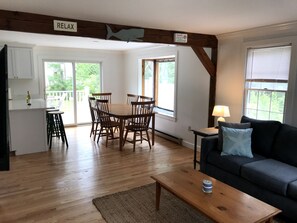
[191, 127, 218, 169]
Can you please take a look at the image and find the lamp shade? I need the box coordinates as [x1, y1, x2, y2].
[212, 105, 230, 122]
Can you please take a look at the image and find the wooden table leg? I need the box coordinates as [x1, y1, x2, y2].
[119, 118, 124, 151]
[194, 133, 197, 169]
[156, 182, 161, 210]
[152, 113, 155, 146]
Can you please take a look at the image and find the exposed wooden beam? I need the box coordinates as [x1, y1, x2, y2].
[191, 46, 216, 78]
[191, 46, 217, 127]
[0, 9, 218, 127]
[0, 9, 217, 48]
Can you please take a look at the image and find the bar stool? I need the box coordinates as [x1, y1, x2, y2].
[46, 108, 59, 144]
[47, 111, 68, 149]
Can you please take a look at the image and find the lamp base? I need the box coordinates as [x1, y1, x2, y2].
[217, 117, 225, 122]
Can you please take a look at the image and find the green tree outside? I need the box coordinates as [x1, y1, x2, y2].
[46, 62, 100, 93]
[75, 63, 100, 93]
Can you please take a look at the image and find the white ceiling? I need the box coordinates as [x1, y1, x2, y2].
[0, 30, 159, 50]
[1, 0, 297, 50]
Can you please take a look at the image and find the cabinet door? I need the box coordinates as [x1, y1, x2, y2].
[13, 48, 34, 79]
[8, 47, 34, 79]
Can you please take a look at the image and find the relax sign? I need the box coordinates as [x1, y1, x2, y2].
[53, 20, 77, 32]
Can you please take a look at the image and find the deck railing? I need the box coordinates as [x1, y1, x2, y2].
[46, 90, 88, 102]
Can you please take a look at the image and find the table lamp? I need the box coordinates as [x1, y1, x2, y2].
[212, 105, 230, 124]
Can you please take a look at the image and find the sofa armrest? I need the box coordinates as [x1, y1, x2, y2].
[200, 135, 218, 172]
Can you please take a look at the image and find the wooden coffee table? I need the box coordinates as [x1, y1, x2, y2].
[151, 168, 281, 223]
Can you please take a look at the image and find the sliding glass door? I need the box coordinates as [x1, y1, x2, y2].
[75, 63, 101, 123]
[44, 61, 101, 125]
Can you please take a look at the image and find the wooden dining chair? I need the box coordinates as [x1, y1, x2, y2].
[126, 93, 139, 104]
[92, 92, 112, 103]
[125, 93, 140, 126]
[123, 100, 155, 151]
[88, 96, 100, 140]
[96, 99, 121, 146]
[138, 95, 154, 102]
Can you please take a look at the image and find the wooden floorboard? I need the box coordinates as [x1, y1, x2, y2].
[0, 125, 194, 222]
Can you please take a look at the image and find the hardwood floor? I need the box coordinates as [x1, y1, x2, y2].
[0, 125, 194, 222]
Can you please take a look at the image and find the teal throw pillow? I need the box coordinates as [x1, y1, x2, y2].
[218, 121, 251, 151]
[221, 126, 253, 158]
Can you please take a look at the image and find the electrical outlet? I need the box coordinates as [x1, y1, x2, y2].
[188, 126, 191, 131]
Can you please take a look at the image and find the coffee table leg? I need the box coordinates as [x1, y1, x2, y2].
[264, 217, 273, 223]
[156, 182, 161, 210]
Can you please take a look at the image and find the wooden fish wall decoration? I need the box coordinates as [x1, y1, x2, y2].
[106, 25, 144, 42]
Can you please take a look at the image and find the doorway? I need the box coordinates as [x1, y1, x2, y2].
[44, 61, 101, 125]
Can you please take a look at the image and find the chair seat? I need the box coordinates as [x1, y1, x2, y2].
[101, 121, 120, 128]
[126, 124, 147, 131]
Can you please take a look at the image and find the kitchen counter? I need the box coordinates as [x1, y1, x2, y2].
[9, 99, 48, 155]
[9, 99, 47, 110]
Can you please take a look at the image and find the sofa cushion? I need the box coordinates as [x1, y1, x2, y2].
[288, 180, 297, 200]
[272, 124, 297, 168]
[218, 121, 251, 151]
[241, 116, 281, 157]
[221, 126, 253, 158]
[207, 150, 265, 176]
[241, 159, 297, 196]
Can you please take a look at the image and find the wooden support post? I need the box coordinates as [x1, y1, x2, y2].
[192, 46, 218, 127]
[208, 47, 217, 127]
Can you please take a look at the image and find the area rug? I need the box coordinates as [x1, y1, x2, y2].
[92, 183, 214, 223]
[93, 183, 286, 223]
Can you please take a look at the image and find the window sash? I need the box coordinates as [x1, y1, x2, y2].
[244, 88, 286, 121]
[142, 57, 176, 112]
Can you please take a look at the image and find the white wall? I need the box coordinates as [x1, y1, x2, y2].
[216, 21, 297, 127]
[5, 42, 212, 148]
[4, 20, 297, 151]
[8, 46, 125, 103]
[11, 20, 297, 149]
[123, 45, 211, 147]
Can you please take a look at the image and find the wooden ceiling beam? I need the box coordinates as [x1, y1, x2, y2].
[0, 9, 217, 48]
[0, 9, 218, 126]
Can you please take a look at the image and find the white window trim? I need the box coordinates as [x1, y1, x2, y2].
[138, 49, 178, 121]
[242, 37, 297, 124]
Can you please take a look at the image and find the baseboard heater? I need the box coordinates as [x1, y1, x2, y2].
[151, 129, 183, 145]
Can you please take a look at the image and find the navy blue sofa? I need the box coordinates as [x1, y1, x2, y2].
[200, 116, 297, 221]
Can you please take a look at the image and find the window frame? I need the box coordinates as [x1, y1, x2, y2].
[43, 59, 102, 125]
[141, 55, 177, 119]
[243, 44, 292, 122]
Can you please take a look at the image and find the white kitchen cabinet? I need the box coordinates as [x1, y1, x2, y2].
[8, 47, 34, 79]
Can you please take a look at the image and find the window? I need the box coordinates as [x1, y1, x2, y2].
[142, 57, 176, 116]
[244, 45, 291, 122]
